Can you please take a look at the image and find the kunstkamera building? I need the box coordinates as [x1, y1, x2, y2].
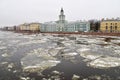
[40, 8, 90, 32]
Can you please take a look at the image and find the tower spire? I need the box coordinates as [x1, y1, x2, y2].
[60, 7, 64, 15]
[59, 7, 65, 21]
[61, 7, 63, 12]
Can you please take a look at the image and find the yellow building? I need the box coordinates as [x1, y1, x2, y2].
[19, 23, 29, 31]
[19, 23, 40, 32]
[29, 23, 40, 32]
[100, 20, 120, 33]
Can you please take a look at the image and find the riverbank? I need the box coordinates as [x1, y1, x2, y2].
[40, 32, 120, 37]
[1, 29, 120, 36]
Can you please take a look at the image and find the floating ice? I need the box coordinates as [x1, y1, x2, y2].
[8, 63, 14, 68]
[80, 52, 102, 60]
[77, 48, 90, 52]
[30, 48, 55, 59]
[11, 40, 20, 43]
[22, 60, 60, 72]
[2, 53, 9, 57]
[48, 48, 61, 57]
[18, 40, 46, 46]
[21, 48, 60, 72]
[62, 41, 74, 46]
[52, 70, 60, 75]
[88, 56, 120, 68]
[1, 62, 8, 65]
[111, 40, 120, 44]
[72, 74, 80, 80]
[0, 46, 6, 50]
[63, 52, 78, 56]
[20, 77, 30, 80]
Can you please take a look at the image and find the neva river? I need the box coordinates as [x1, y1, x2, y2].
[0, 31, 120, 80]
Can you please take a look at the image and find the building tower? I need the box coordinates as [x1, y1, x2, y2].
[58, 8, 66, 31]
[59, 8, 65, 23]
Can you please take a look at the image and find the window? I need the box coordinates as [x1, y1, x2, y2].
[106, 26, 108, 30]
[115, 26, 117, 30]
[106, 23, 108, 25]
[111, 23, 112, 25]
[115, 23, 117, 25]
[110, 26, 112, 30]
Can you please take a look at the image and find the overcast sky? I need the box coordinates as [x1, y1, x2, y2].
[0, 0, 120, 27]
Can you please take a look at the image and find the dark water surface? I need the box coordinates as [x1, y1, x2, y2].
[0, 31, 120, 80]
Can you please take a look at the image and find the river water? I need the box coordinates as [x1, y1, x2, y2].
[0, 31, 120, 80]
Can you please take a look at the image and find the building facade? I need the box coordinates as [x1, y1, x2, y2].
[29, 23, 40, 32]
[19, 23, 29, 31]
[66, 21, 90, 32]
[41, 21, 58, 32]
[40, 8, 90, 32]
[19, 23, 40, 32]
[100, 20, 120, 33]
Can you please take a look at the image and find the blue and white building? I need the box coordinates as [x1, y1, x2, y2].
[40, 8, 90, 32]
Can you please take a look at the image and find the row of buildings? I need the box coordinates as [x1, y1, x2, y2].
[2, 8, 120, 33]
[2, 23, 40, 32]
[40, 8, 90, 33]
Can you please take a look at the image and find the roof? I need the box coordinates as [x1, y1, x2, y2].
[101, 20, 120, 22]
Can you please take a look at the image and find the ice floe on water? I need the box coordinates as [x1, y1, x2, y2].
[18, 39, 47, 46]
[80, 52, 102, 60]
[114, 50, 120, 56]
[88, 56, 120, 69]
[77, 44, 120, 68]
[72, 74, 80, 80]
[22, 60, 60, 73]
[20, 77, 30, 80]
[0, 46, 7, 50]
[1, 53, 9, 57]
[11, 40, 20, 43]
[48, 47, 64, 56]
[21, 48, 61, 72]
[0, 62, 8, 65]
[77, 47, 102, 60]
[77, 48, 90, 52]
[30, 48, 57, 59]
[61, 40, 75, 47]
[63, 52, 78, 56]
[87, 38, 104, 44]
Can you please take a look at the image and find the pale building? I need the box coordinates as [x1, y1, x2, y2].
[41, 21, 58, 32]
[66, 21, 90, 32]
[40, 8, 90, 32]
[19, 23, 30, 31]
